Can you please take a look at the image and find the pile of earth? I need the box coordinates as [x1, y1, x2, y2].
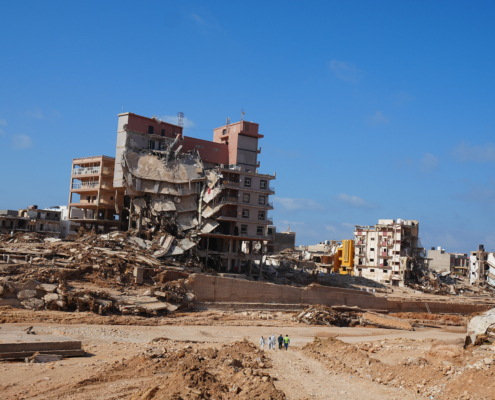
[303, 336, 494, 399]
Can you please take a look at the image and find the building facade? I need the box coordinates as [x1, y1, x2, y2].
[428, 247, 469, 274]
[68, 155, 124, 233]
[354, 219, 424, 286]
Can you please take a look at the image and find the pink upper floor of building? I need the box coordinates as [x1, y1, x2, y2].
[121, 113, 262, 167]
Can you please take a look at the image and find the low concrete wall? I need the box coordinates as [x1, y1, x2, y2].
[387, 300, 493, 314]
[186, 274, 388, 310]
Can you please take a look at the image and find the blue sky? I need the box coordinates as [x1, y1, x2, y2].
[1, 1, 494, 253]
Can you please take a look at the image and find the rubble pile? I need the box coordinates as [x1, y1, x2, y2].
[292, 305, 361, 327]
[0, 231, 200, 316]
[293, 305, 415, 330]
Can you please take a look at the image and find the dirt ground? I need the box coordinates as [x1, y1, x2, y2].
[1, 309, 494, 400]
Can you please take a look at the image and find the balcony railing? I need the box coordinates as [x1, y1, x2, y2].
[72, 182, 99, 189]
[73, 167, 100, 176]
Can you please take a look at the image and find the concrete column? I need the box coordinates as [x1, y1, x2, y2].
[248, 241, 253, 276]
[259, 240, 264, 281]
[205, 236, 210, 269]
[128, 198, 133, 230]
[227, 238, 233, 272]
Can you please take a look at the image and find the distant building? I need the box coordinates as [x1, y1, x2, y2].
[0, 206, 61, 238]
[354, 219, 425, 286]
[427, 247, 469, 274]
[267, 226, 296, 254]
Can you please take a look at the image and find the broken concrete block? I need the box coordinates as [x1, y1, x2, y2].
[21, 298, 45, 310]
[36, 283, 58, 293]
[17, 290, 38, 301]
[43, 293, 59, 302]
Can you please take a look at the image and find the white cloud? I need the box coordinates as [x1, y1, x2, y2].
[191, 13, 205, 25]
[26, 107, 43, 119]
[160, 115, 195, 129]
[0, 119, 6, 126]
[452, 141, 495, 163]
[272, 197, 324, 211]
[368, 111, 389, 125]
[11, 134, 33, 149]
[334, 193, 376, 208]
[392, 92, 414, 106]
[328, 60, 362, 83]
[341, 222, 355, 228]
[420, 153, 439, 173]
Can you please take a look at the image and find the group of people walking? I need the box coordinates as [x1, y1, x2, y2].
[260, 334, 290, 350]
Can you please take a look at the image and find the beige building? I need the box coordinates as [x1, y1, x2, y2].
[428, 247, 469, 274]
[354, 219, 425, 286]
[68, 155, 124, 233]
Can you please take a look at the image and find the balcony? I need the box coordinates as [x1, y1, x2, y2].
[222, 180, 240, 187]
[72, 182, 99, 190]
[73, 166, 100, 176]
[220, 196, 238, 203]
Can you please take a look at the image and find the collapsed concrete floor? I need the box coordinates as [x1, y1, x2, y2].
[0, 312, 494, 400]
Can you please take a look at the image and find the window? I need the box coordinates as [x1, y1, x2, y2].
[110, 197, 114, 200]
[243, 193, 250, 203]
[212, 148, 221, 152]
[358, 268, 362, 272]
[370, 269, 375, 272]
[370, 259, 374, 262]
[195, 145, 204, 148]
[267, 228, 273, 235]
[161, 129, 165, 136]
[383, 269, 387, 273]
[241, 224, 247, 234]
[257, 226, 264, 236]
[394, 271, 399, 275]
[246, 169, 251, 173]
[370, 248, 374, 251]
[244, 177, 251, 187]
[258, 211, 265, 220]
[258, 195, 266, 205]
[148, 140, 155, 150]
[148, 125, 154, 134]
[222, 129, 226, 135]
[371, 237, 375, 240]
[46, 213, 50, 217]
[242, 209, 249, 218]
[260, 180, 267, 189]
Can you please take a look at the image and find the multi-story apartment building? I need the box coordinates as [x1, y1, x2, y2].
[113, 112, 275, 272]
[354, 219, 424, 286]
[68, 155, 124, 233]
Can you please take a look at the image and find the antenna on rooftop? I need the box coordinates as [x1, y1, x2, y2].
[226, 117, 231, 135]
[241, 109, 245, 121]
[177, 112, 184, 127]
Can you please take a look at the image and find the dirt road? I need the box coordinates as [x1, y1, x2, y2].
[268, 347, 420, 400]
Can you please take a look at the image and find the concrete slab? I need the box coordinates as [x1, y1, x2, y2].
[0, 333, 82, 355]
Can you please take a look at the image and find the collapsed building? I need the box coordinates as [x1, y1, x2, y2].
[0, 206, 61, 238]
[105, 113, 276, 273]
[354, 219, 426, 286]
[469, 244, 495, 289]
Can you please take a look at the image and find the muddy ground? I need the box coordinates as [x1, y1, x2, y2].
[1, 309, 494, 400]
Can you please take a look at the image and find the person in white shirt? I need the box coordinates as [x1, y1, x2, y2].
[260, 336, 265, 349]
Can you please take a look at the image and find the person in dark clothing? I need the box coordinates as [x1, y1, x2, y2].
[277, 334, 284, 350]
